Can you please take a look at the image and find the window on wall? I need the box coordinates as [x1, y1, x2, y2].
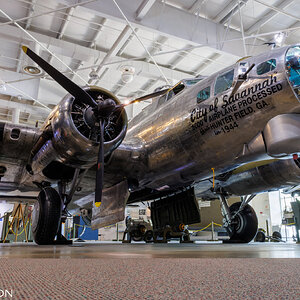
[197, 86, 210, 103]
[257, 59, 276, 75]
[214, 69, 234, 95]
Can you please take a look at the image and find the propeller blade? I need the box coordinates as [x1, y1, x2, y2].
[127, 88, 169, 106]
[22, 46, 97, 108]
[94, 120, 105, 208]
[113, 88, 170, 112]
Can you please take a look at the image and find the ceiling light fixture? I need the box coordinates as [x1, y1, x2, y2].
[23, 65, 42, 75]
[121, 66, 135, 84]
[89, 68, 99, 80]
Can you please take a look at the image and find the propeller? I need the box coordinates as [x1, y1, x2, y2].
[22, 45, 165, 209]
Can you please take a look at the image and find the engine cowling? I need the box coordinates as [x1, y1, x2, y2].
[31, 86, 127, 177]
[196, 158, 300, 200]
[219, 158, 300, 196]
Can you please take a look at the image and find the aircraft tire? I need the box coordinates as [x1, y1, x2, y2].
[144, 230, 153, 243]
[32, 187, 62, 245]
[254, 230, 266, 242]
[227, 202, 258, 243]
[272, 231, 282, 242]
[132, 235, 143, 242]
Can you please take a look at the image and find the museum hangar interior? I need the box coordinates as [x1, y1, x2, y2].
[0, 0, 299, 299]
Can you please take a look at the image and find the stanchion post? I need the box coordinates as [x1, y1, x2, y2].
[15, 205, 21, 243]
[73, 223, 76, 239]
[20, 206, 28, 242]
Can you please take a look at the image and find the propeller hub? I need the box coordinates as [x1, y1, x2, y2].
[96, 98, 116, 119]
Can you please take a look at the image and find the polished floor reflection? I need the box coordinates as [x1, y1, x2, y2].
[0, 241, 299, 258]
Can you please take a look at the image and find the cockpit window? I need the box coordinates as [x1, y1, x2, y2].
[156, 78, 203, 106]
[185, 78, 203, 86]
[214, 69, 234, 95]
[257, 59, 276, 75]
[286, 46, 300, 99]
[197, 86, 210, 103]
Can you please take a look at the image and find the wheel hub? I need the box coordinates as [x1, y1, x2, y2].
[231, 212, 244, 234]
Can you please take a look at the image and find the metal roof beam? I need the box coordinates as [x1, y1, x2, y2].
[24, 0, 38, 30]
[0, 97, 49, 117]
[168, 45, 193, 70]
[214, 0, 238, 23]
[246, 0, 294, 35]
[0, 69, 40, 101]
[88, 25, 132, 84]
[69, 18, 106, 80]
[188, 0, 206, 14]
[57, 7, 75, 39]
[0, 24, 199, 84]
[215, 0, 248, 25]
[111, 79, 124, 95]
[116, 28, 139, 56]
[145, 36, 168, 63]
[15, 0, 38, 73]
[88, 18, 107, 48]
[135, 0, 156, 21]
[0, 24, 98, 63]
[193, 53, 221, 76]
[58, 0, 266, 57]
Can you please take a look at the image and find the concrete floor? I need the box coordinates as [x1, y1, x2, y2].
[0, 241, 300, 258]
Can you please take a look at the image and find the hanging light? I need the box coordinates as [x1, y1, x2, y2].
[23, 65, 41, 75]
[120, 66, 135, 83]
[89, 68, 99, 80]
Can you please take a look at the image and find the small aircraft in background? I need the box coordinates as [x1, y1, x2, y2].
[0, 44, 300, 244]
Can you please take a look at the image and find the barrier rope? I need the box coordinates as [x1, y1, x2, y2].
[10, 221, 30, 236]
[285, 222, 295, 226]
[192, 222, 223, 232]
[67, 221, 226, 236]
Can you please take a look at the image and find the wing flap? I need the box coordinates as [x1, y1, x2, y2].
[91, 180, 129, 229]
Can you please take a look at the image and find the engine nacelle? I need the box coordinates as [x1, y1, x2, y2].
[219, 158, 300, 196]
[31, 86, 127, 177]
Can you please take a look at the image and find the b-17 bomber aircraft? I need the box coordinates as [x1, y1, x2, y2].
[0, 44, 300, 244]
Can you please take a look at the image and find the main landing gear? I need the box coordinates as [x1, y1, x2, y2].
[216, 189, 258, 243]
[32, 169, 84, 245]
[32, 187, 62, 245]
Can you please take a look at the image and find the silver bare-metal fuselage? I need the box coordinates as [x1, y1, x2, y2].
[108, 45, 300, 193]
[0, 45, 300, 205]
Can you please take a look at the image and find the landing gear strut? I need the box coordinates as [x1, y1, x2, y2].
[216, 190, 258, 243]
